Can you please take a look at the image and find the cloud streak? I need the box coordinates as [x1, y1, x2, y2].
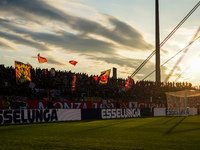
[0, 0, 156, 80]
[0, 40, 15, 50]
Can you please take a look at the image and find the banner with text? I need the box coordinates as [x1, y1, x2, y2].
[0, 109, 81, 124]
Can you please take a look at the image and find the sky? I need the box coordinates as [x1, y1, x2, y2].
[0, 0, 200, 86]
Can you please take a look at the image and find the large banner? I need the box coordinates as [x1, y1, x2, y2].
[99, 69, 111, 84]
[15, 61, 31, 84]
[130, 102, 167, 108]
[0, 100, 104, 109]
[0, 99, 166, 109]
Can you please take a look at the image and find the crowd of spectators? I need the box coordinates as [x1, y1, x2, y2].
[0, 65, 195, 103]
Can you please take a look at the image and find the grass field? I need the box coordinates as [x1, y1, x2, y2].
[1, 116, 200, 150]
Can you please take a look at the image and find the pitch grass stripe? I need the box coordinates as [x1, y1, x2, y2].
[1, 116, 200, 150]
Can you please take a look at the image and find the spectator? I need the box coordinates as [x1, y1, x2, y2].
[47, 99, 54, 109]
[0, 65, 195, 103]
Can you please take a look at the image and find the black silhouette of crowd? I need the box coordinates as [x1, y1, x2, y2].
[0, 65, 195, 103]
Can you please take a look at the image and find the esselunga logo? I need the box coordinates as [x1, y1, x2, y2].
[0, 109, 58, 124]
[101, 108, 141, 119]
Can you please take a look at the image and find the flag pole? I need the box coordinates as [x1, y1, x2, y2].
[70, 66, 74, 71]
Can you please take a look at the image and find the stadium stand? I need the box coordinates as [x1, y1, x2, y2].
[0, 65, 195, 103]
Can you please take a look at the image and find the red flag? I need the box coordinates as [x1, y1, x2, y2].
[69, 60, 78, 66]
[38, 53, 47, 63]
[93, 76, 98, 82]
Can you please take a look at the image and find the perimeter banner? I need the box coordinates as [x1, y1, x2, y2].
[0, 109, 81, 124]
[101, 108, 141, 119]
[0, 99, 166, 109]
[0, 100, 105, 109]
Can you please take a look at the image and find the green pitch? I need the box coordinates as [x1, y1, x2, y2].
[1, 116, 200, 150]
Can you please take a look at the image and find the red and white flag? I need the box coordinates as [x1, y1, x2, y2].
[69, 60, 78, 66]
[125, 76, 133, 91]
[38, 53, 47, 63]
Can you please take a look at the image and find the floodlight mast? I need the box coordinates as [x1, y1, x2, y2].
[155, 0, 161, 84]
[130, 1, 200, 80]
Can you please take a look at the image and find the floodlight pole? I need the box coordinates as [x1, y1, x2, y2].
[155, 0, 161, 84]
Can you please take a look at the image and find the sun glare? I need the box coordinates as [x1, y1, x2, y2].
[190, 58, 200, 73]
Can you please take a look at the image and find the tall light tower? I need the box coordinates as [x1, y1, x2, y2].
[155, 0, 161, 83]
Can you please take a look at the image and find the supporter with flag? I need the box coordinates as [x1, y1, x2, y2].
[71, 74, 77, 91]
